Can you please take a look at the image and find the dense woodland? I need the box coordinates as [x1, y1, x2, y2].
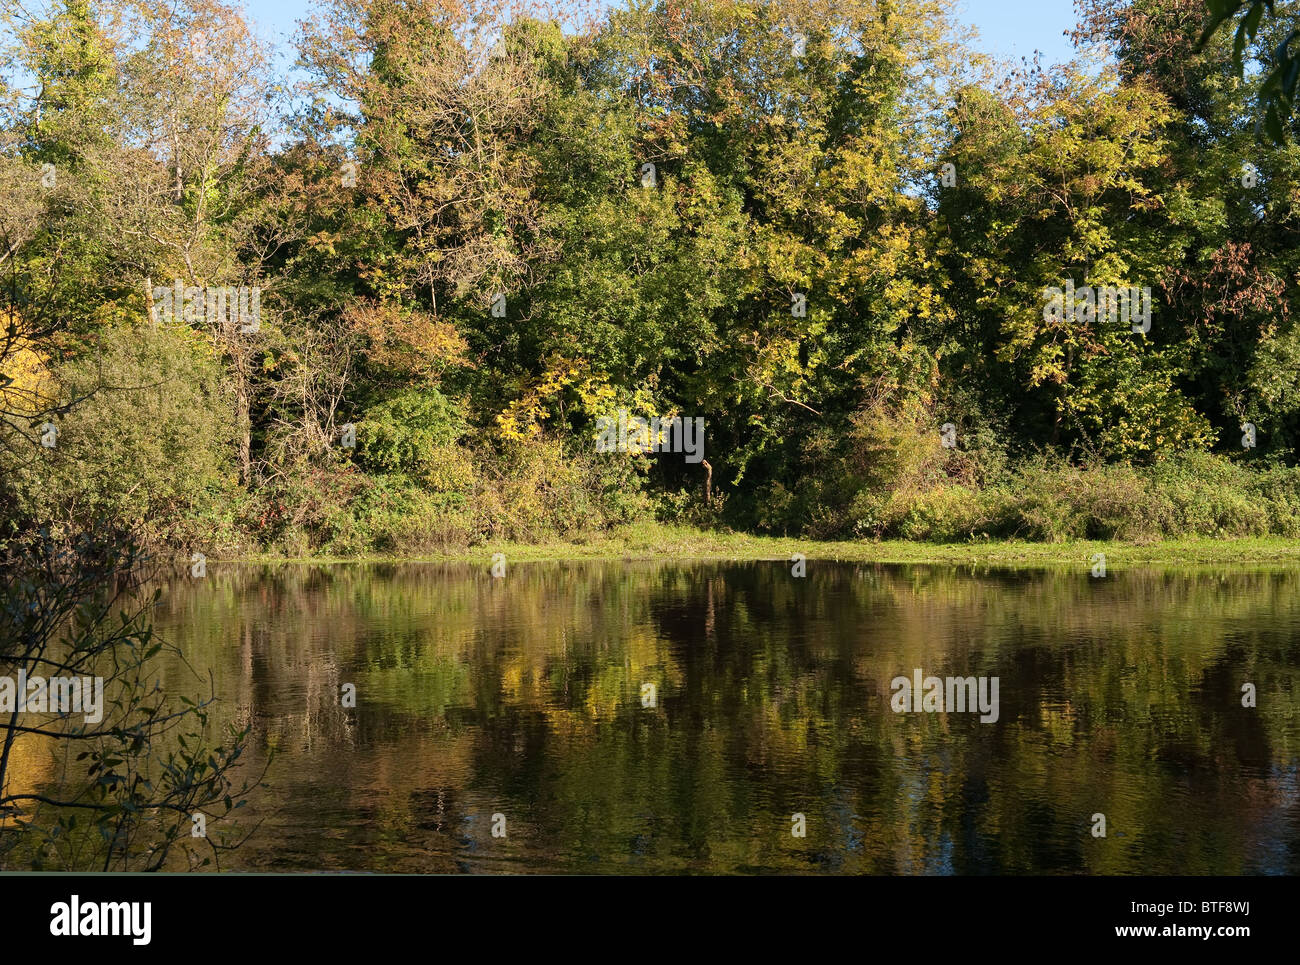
[6, 0, 1300, 554]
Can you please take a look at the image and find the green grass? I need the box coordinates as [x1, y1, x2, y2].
[217, 522, 1300, 570]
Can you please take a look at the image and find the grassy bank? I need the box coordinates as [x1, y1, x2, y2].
[217, 523, 1300, 570]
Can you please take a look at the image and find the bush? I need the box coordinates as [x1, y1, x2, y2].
[474, 436, 652, 543]
[892, 485, 987, 542]
[0, 321, 237, 549]
[358, 388, 467, 476]
[344, 473, 476, 553]
[821, 449, 1300, 544]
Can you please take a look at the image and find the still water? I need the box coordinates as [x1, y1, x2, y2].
[148, 561, 1300, 874]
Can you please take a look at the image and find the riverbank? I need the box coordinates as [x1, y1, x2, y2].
[216, 523, 1300, 569]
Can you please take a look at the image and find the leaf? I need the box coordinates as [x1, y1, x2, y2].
[1197, 0, 1250, 50]
[1264, 102, 1285, 143]
[1244, 1, 1264, 40]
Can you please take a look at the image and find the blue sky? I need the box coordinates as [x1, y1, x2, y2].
[239, 0, 1082, 65]
[955, 0, 1079, 65]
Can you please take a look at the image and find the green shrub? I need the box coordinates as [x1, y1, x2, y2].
[358, 388, 467, 476]
[892, 485, 986, 542]
[1, 322, 237, 548]
[345, 474, 476, 553]
[475, 437, 652, 542]
[830, 451, 1300, 543]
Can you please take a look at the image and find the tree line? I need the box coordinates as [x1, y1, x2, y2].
[5, 0, 1300, 552]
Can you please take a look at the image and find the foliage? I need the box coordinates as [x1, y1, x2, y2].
[0, 533, 262, 870]
[4, 0, 1300, 560]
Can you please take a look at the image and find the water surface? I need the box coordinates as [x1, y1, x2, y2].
[143, 561, 1300, 873]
